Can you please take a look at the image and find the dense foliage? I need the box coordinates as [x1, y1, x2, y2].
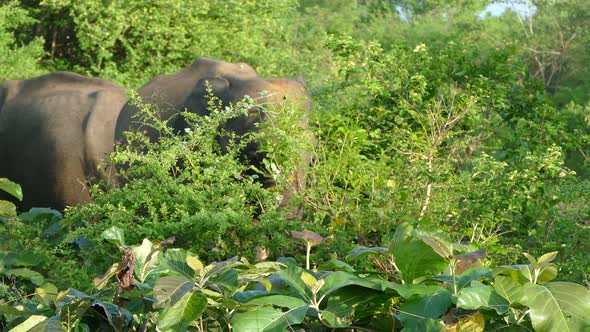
[1, 0, 589, 331]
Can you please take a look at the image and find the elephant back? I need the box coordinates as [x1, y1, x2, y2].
[115, 57, 260, 142]
[0, 72, 128, 210]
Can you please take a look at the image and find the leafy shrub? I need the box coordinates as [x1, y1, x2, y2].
[299, 35, 590, 280]
[2, 225, 589, 331]
[0, 2, 45, 80]
[57, 89, 310, 279]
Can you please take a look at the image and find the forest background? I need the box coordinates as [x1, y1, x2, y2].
[0, 0, 589, 329]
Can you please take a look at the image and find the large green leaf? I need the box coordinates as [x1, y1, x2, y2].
[393, 284, 448, 299]
[319, 271, 396, 299]
[18, 208, 62, 223]
[0, 178, 23, 201]
[416, 233, 453, 259]
[400, 318, 444, 332]
[0, 305, 36, 317]
[231, 305, 309, 332]
[345, 246, 389, 261]
[457, 281, 509, 314]
[159, 249, 193, 279]
[131, 239, 166, 283]
[246, 294, 308, 308]
[8, 315, 47, 332]
[6, 268, 45, 285]
[277, 264, 312, 301]
[28, 315, 65, 332]
[523, 282, 590, 332]
[153, 276, 196, 308]
[0, 251, 47, 268]
[321, 287, 381, 328]
[398, 288, 452, 331]
[158, 290, 207, 331]
[431, 267, 493, 291]
[494, 276, 525, 306]
[209, 267, 239, 292]
[391, 236, 447, 283]
[92, 299, 133, 328]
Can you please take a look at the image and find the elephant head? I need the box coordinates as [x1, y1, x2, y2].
[0, 72, 128, 210]
[115, 57, 313, 214]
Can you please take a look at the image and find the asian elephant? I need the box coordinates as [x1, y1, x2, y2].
[0, 72, 128, 210]
[115, 57, 313, 211]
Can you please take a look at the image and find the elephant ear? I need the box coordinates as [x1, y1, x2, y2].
[182, 77, 230, 116]
[83, 90, 128, 178]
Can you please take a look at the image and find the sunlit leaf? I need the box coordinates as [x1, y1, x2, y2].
[523, 282, 590, 332]
[8, 315, 47, 332]
[186, 255, 204, 273]
[494, 276, 525, 306]
[0, 178, 23, 201]
[35, 283, 58, 306]
[391, 236, 447, 283]
[100, 226, 126, 247]
[0, 200, 17, 218]
[93, 262, 124, 290]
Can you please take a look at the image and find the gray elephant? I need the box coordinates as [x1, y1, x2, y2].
[115, 57, 313, 211]
[0, 72, 128, 210]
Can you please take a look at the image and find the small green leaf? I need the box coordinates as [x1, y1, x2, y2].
[186, 255, 204, 273]
[523, 253, 537, 266]
[35, 283, 58, 306]
[537, 251, 558, 266]
[101, 226, 126, 246]
[93, 262, 124, 290]
[0, 200, 17, 218]
[0, 178, 23, 201]
[300, 271, 318, 289]
[158, 290, 207, 331]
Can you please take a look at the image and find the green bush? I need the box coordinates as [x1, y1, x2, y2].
[0, 1, 45, 80]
